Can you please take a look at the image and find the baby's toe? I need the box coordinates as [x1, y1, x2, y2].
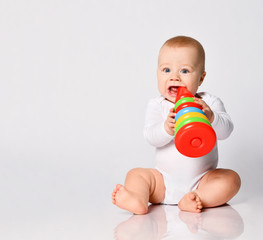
[116, 184, 123, 190]
[195, 195, 201, 202]
[112, 194, 116, 204]
[189, 192, 196, 200]
[197, 204, 203, 209]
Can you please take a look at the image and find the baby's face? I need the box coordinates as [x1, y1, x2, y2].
[157, 45, 206, 103]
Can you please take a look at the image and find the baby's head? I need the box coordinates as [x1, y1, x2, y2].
[157, 36, 206, 103]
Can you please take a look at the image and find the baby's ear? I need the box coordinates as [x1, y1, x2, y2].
[199, 71, 206, 86]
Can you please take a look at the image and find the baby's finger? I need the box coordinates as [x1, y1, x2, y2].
[169, 118, 175, 124]
[168, 114, 176, 120]
[194, 97, 208, 108]
[168, 110, 176, 117]
[169, 115, 176, 123]
[170, 107, 175, 113]
[168, 122, 175, 129]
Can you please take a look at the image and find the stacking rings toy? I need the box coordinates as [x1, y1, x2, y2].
[174, 87, 216, 157]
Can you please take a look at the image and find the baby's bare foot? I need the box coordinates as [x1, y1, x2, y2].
[112, 184, 148, 215]
[178, 192, 203, 213]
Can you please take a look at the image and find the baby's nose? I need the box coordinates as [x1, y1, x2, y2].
[170, 72, 180, 81]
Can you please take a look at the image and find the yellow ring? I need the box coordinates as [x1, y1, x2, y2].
[175, 112, 209, 129]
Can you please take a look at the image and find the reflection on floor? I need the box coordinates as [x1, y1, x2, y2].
[114, 204, 244, 240]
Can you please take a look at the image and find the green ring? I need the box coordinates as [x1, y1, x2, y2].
[174, 97, 194, 111]
[174, 117, 211, 135]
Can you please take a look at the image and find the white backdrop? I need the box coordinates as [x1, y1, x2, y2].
[0, 0, 263, 238]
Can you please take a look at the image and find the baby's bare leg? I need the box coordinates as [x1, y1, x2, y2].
[178, 168, 241, 213]
[112, 168, 165, 215]
[195, 169, 241, 208]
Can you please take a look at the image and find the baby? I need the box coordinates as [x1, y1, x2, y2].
[112, 36, 241, 214]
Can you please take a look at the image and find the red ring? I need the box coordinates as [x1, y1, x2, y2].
[175, 102, 202, 113]
[174, 122, 216, 157]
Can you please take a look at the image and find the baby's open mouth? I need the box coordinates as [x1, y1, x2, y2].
[168, 86, 178, 96]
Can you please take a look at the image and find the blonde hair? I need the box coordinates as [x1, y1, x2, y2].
[161, 36, 205, 71]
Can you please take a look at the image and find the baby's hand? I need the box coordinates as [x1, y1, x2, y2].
[164, 108, 176, 136]
[194, 97, 214, 123]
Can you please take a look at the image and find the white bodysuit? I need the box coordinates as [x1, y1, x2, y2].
[143, 92, 234, 204]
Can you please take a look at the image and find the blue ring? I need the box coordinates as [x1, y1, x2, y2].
[175, 107, 205, 121]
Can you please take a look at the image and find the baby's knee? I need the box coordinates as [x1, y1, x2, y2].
[232, 170, 241, 190]
[225, 170, 241, 192]
[126, 168, 155, 183]
[126, 168, 147, 177]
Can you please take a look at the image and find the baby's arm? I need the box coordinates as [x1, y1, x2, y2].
[144, 99, 174, 147]
[195, 95, 233, 140]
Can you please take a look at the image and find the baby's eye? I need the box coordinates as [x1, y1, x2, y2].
[181, 69, 189, 74]
[163, 68, 171, 73]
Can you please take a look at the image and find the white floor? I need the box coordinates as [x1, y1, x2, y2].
[1, 181, 262, 240]
[108, 196, 262, 240]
